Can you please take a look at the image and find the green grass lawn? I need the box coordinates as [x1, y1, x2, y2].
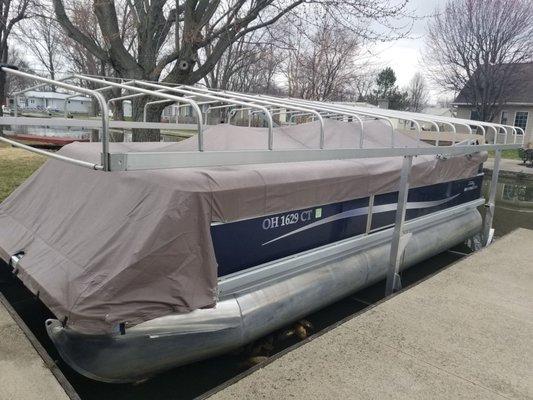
[487, 149, 521, 160]
[0, 143, 46, 202]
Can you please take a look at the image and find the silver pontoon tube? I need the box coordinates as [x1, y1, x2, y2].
[46, 204, 482, 383]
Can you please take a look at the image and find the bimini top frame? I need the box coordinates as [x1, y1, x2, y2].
[0, 66, 524, 173]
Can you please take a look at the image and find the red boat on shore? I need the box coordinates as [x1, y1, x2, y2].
[5, 132, 89, 148]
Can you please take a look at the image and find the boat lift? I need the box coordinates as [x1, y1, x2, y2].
[0, 65, 524, 296]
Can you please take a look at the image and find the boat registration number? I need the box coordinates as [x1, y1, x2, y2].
[262, 208, 321, 230]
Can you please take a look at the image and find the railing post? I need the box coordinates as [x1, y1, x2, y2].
[482, 149, 501, 246]
[96, 92, 110, 170]
[385, 155, 413, 296]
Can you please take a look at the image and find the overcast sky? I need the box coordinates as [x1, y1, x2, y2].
[367, 0, 448, 102]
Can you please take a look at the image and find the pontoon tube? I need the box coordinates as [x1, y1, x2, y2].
[47, 207, 481, 383]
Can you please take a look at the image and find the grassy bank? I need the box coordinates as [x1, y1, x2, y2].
[0, 143, 46, 202]
[487, 149, 521, 160]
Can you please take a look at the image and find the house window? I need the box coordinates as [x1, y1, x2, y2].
[514, 112, 528, 130]
[470, 110, 480, 120]
[500, 111, 508, 125]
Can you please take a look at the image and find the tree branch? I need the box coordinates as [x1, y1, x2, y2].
[93, 0, 139, 74]
[52, 0, 108, 62]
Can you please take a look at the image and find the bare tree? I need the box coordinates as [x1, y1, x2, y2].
[58, 1, 128, 132]
[0, 0, 32, 115]
[59, 1, 110, 78]
[15, 13, 64, 87]
[51, 0, 411, 140]
[4, 48, 35, 96]
[351, 69, 377, 102]
[201, 33, 282, 124]
[425, 0, 533, 121]
[204, 30, 281, 94]
[407, 72, 429, 112]
[229, 42, 281, 95]
[282, 14, 364, 101]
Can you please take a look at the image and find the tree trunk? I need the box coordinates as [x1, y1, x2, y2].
[89, 97, 100, 141]
[0, 72, 5, 116]
[108, 86, 124, 121]
[0, 69, 5, 137]
[131, 96, 163, 142]
[0, 46, 8, 134]
[112, 101, 124, 121]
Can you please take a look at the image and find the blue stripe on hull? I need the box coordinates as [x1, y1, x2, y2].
[211, 175, 483, 276]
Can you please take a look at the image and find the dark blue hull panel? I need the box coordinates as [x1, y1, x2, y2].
[211, 175, 483, 276]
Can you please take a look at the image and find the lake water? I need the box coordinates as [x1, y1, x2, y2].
[8, 125, 90, 140]
[1, 174, 532, 399]
[481, 175, 533, 236]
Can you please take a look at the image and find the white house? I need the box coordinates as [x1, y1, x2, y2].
[11, 90, 93, 114]
[452, 62, 533, 146]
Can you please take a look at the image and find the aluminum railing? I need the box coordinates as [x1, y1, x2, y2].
[122, 80, 277, 149]
[200, 87, 395, 148]
[72, 75, 207, 152]
[180, 86, 345, 149]
[0, 68, 526, 174]
[329, 101, 522, 145]
[11, 70, 525, 148]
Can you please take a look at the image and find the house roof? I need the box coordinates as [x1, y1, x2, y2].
[20, 90, 91, 102]
[453, 62, 533, 105]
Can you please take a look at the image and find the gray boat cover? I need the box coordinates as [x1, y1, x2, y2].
[0, 120, 486, 334]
